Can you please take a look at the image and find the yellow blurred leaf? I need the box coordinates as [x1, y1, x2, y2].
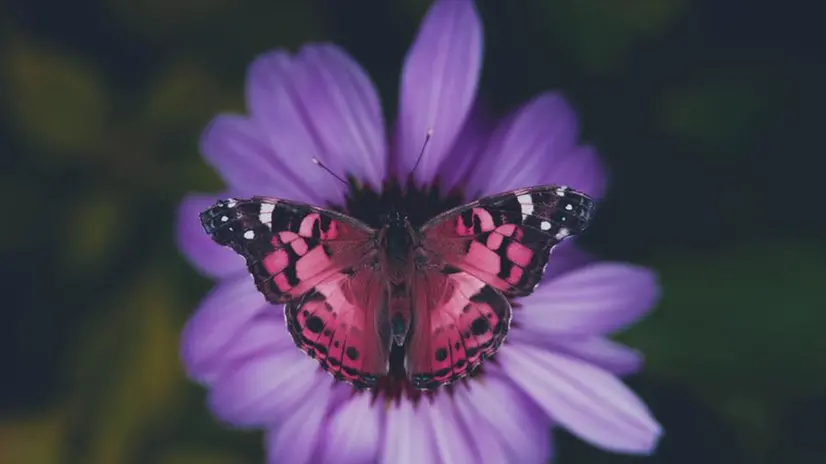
[0, 409, 66, 464]
[143, 61, 226, 132]
[6, 38, 110, 156]
[69, 270, 186, 464]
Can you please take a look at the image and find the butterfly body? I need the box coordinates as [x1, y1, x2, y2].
[200, 184, 595, 391]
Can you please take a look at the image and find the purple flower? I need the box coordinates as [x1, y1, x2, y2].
[176, 0, 662, 462]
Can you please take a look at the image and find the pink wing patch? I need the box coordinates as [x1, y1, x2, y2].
[285, 270, 389, 388]
[421, 185, 595, 297]
[406, 270, 511, 390]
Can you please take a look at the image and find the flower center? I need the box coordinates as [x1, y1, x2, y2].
[337, 175, 465, 229]
[329, 176, 484, 403]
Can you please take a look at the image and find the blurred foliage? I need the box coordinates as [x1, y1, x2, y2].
[6, 37, 110, 158]
[0, 0, 822, 463]
[0, 409, 66, 464]
[538, 0, 688, 72]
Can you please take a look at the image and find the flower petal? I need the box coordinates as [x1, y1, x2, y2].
[466, 93, 576, 195]
[519, 262, 660, 336]
[176, 193, 246, 279]
[509, 334, 643, 375]
[289, 45, 387, 189]
[396, 0, 483, 182]
[499, 344, 662, 454]
[436, 103, 494, 192]
[244, 51, 352, 205]
[454, 373, 553, 463]
[545, 144, 608, 201]
[542, 241, 596, 281]
[466, 93, 607, 201]
[201, 114, 320, 202]
[266, 379, 334, 463]
[428, 393, 478, 463]
[209, 349, 326, 427]
[380, 400, 436, 464]
[180, 277, 271, 384]
[321, 392, 382, 464]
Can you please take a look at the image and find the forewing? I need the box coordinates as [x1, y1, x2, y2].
[201, 197, 390, 387]
[405, 270, 511, 390]
[420, 185, 595, 297]
[200, 197, 376, 303]
[285, 269, 389, 388]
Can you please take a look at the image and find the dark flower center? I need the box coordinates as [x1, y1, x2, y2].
[338, 175, 465, 229]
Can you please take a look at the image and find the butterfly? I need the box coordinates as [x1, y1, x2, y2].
[200, 184, 595, 391]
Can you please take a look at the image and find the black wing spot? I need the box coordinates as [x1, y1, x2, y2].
[460, 209, 474, 229]
[305, 316, 324, 334]
[470, 317, 490, 335]
[319, 214, 332, 233]
[442, 265, 462, 275]
[435, 348, 448, 362]
[472, 213, 483, 234]
[346, 346, 360, 360]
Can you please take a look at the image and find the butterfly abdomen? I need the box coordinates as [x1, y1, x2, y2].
[387, 281, 412, 347]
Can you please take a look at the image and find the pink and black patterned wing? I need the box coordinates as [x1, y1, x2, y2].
[420, 185, 595, 297]
[200, 197, 375, 303]
[405, 185, 595, 388]
[284, 270, 390, 388]
[200, 197, 390, 387]
[405, 269, 511, 390]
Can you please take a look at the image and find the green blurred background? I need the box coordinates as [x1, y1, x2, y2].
[1, 0, 823, 462]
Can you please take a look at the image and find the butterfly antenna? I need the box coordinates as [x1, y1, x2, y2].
[409, 128, 433, 176]
[312, 158, 348, 186]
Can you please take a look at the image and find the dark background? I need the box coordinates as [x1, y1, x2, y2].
[1, 0, 824, 462]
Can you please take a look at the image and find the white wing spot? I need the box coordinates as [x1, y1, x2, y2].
[243, 230, 255, 239]
[555, 187, 568, 196]
[226, 199, 238, 207]
[565, 204, 574, 211]
[517, 194, 534, 216]
[521, 204, 534, 216]
[220, 215, 229, 222]
[259, 203, 275, 224]
[540, 221, 552, 230]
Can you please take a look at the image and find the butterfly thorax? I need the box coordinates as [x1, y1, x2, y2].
[377, 210, 417, 266]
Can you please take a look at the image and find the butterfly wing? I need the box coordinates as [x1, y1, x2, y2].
[406, 268, 511, 390]
[200, 197, 390, 387]
[405, 185, 595, 388]
[200, 197, 376, 303]
[420, 185, 595, 297]
[284, 269, 389, 388]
